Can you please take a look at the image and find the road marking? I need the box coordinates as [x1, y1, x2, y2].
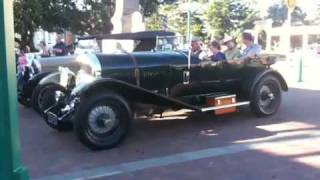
[35, 134, 320, 180]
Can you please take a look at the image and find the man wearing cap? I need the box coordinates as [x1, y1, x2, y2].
[240, 32, 261, 60]
[223, 36, 241, 61]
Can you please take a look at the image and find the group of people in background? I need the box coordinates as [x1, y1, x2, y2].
[191, 32, 261, 64]
[16, 32, 75, 77]
[38, 32, 75, 57]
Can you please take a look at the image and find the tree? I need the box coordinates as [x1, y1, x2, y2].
[14, 0, 43, 50]
[145, 1, 207, 40]
[267, 4, 287, 27]
[14, 0, 116, 49]
[206, 0, 257, 40]
[77, 0, 115, 35]
[313, 3, 320, 25]
[291, 6, 306, 25]
[145, 13, 165, 30]
[139, 0, 176, 17]
[267, 3, 307, 27]
[14, 0, 171, 49]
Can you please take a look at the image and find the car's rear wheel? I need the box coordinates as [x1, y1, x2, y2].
[250, 75, 282, 117]
[74, 92, 131, 150]
[18, 97, 31, 107]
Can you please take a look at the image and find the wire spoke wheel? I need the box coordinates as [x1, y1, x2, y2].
[75, 92, 131, 150]
[88, 106, 119, 135]
[251, 75, 282, 116]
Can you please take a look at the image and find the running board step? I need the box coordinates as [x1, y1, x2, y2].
[200, 101, 250, 112]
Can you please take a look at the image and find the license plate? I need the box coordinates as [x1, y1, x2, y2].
[47, 112, 58, 127]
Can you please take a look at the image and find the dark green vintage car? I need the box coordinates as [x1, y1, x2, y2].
[32, 49, 288, 150]
[17, 31, 176, 109]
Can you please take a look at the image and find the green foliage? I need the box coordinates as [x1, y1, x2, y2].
[206, 0, 257, 40]
[267, 3, 307, 27]
[14, 0, 43, 49]
[313, 4, 320, 25]
[145, 13, 164, 30]
[267, 4, 287, 27]
[139, 0, 159, 17]
[14, 0, 115, 49]
[78, 0, 115, 35]
[290, 7, 307, 25]
[14, 0, 173, 48]
[145, 1, 207, 40]
[140, 0, 176, 17]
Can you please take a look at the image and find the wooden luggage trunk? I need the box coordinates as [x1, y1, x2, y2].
[206, 95, 237, 115]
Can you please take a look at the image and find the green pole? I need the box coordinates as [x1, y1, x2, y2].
[187, 0, 191, 43]
[298, 56, 303, 82]
[0, 0, 29, 180]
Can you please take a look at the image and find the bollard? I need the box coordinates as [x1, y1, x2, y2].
[298, 56, 303, 82]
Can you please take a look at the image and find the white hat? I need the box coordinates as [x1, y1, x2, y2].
[222, 36, 234, 44]
[191, 36, 201, 42]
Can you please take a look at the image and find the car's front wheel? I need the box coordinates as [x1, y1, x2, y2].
[32, 83, 73, 132]
[74, 92, 131, 150]
[32, 83, 67, 114]
[250, 75, 282, 117]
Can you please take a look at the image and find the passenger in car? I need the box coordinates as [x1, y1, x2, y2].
[209, 41, 226, 62]
[223, 36, 241, 61]
[240, 32, 261, 60]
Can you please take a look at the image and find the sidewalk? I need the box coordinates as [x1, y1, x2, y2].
[272, 55, 320, 90]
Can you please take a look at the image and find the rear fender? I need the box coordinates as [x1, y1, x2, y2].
[241, 69, 288, 99]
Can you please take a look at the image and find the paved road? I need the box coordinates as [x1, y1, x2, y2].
[20, 88, 320, 180]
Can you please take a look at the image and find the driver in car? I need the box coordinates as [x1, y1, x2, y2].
[191, 37, 207, 60]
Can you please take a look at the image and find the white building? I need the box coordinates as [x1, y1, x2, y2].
[252, 19, 320, 54]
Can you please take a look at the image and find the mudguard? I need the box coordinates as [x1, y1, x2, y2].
[38, 69, 76, 89]
[19, 72, 52, 99]
[241, 69, 288, 99]
[72, 78, 199, 111]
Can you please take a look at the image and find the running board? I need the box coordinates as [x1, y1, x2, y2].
[200, 101, 250, 112]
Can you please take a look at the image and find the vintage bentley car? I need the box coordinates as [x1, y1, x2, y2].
[32, 49, 288, 150]
[17, 31, 175, 109]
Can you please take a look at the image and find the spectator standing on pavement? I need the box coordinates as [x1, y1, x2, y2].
[65, 31, 75, 55]
[17, 46, 29, 73]
[209, 41, 226, 62]
[38, 41, 50, 57]
[223, 36, 241, 61]
[52, 34, 67, 56]
[240, 32, 261, 60]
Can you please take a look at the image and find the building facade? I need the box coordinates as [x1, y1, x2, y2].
[253, 19, 320, 54]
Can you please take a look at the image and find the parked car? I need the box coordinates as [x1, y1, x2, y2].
[36, 50, 288, 150]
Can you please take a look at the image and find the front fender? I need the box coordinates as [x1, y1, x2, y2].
[39, 69, 76, 89]
[72, 78, 198, 110]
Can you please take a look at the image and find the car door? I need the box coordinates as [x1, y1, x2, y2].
[219, 62, 245, 93]
[169, 55, 223, 97]
[190, 57, 223, 94]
